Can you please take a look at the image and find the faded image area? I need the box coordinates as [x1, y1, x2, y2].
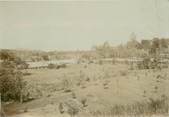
[0, 0, 169, 117]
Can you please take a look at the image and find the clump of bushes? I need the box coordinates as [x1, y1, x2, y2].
[137, 57, 168, 70]
[57, 64, 67, 69]
[47, 63, 57, 69]
[137, 57, 151, 69]
[47, 63, 67, 69]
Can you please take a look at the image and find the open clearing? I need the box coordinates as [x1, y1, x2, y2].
[5, 63, 169, 117]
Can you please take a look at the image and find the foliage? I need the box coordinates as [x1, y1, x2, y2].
[0, 49, 16, 61]
[47, 63, 57, 69]
[93, 41, 114, 58]
[126, 37, 142, 49]
[42, 54, 50, 61]
[93, 38, 169, 60]
[141, 40, 151, 50]
[0, 50, 26, 102]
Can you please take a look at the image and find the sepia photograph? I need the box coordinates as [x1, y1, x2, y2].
[0, 0, 169, 117]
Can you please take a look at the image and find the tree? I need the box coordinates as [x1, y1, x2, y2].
[160, 39, 168, 49]
[127, 33, 142, 49]
[0, 49, 16, 61]
[141, 40, 151, 50]
[149, 38, 160, 56]
[94, 41, 114, 58]
[0, 50, 26, 102]
[42, 55, 49, 61]
[152, 38, 160, 49]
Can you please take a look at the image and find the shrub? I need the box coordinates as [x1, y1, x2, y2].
[80, 98, 87, 107]
[47, 63, 56, 69]
[57, 64, 67, 69]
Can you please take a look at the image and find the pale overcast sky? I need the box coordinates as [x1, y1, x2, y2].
[0, 0, 169, 51]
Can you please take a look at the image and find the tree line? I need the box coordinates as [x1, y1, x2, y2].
[93, 37, 169, 59]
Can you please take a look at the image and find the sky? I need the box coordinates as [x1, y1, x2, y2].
[0, 0, 169, 51]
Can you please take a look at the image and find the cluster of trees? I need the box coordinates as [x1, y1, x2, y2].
[127, 37, 169, 55]
[1, 49, 68, 62]
[0, 50, 26, 102]
[93, 41, 147, 58]
[93, 37, 169, 59]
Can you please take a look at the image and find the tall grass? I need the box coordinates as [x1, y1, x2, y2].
[88, 97, 169, 117]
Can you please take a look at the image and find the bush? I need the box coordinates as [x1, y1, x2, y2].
[47, 63, 56, 69]
[57, 64, 67, 69]
[80, 98, 87, 107]
[137, 58, 151, 69]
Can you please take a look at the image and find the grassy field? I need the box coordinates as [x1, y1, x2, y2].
[5, 63, 169, 117]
